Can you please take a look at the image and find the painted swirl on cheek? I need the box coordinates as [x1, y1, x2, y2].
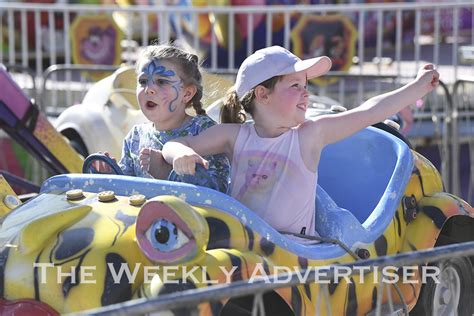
[168, 80, 182, 113]
[143, 60, 182, 112]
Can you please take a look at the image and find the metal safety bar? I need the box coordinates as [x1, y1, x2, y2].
[70, 241, 474, 316]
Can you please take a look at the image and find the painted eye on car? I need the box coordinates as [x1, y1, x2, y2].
[145, 218, 190, 253]
[136, 196, 209, 265]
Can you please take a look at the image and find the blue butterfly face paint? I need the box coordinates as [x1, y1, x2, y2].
[138, 59, 183, 112]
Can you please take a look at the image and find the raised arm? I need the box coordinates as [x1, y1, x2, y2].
[162, 124, 240, 175]
[310, 64, 439, 146]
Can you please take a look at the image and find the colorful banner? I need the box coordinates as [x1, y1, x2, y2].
[70, 14, 124, 80]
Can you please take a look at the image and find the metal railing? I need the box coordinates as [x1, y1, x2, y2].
[69, 241, 474, 316]
[322, 72, 400, 108]
[0, 2, 473, 80]
[40, 64, 118, 113]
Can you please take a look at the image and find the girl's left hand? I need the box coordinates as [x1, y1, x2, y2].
[139, 148, 153, 172]
[139, 148, 171, 179]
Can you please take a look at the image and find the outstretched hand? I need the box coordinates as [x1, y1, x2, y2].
[415, 64, 440, 94]
[172, 154, 209, 176]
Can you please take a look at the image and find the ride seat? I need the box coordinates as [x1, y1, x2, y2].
[317, 127, 413, 242]
[109, 67, 140, 110]
[315, 185, 367, 245]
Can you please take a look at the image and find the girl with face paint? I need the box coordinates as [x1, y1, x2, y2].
[97, 44, 230, 193]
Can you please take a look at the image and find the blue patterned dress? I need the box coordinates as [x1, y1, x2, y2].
[118, 115, 230, 193]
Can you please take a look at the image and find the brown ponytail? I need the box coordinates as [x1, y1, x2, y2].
[220, 90, 247, 123]
[191, 89, 206, 115]
[220, 75, 282, 123]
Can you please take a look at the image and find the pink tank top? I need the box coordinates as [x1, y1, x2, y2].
[230, 123, 318, 236]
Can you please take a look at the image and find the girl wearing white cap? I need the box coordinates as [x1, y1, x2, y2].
[161, 45, 439, 238]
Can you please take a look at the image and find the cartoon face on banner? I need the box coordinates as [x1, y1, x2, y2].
[70, 14, 123, 80]
[175, 4, 356, 86]
[291, 14, 357, 86]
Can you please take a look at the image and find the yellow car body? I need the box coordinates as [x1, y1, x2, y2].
[0, 126, 472, 315]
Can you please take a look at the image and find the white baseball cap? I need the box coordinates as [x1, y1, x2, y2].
[234, 45, 332, 99]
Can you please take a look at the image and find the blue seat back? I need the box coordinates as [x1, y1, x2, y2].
[318, 127, 413, 225]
